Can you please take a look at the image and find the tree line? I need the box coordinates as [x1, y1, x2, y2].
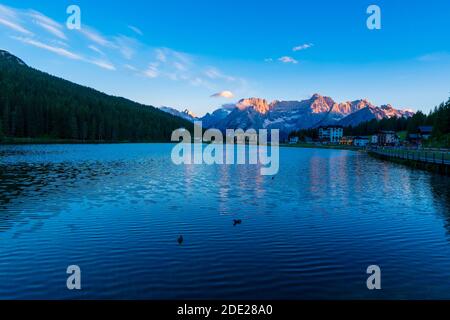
[0, 53, 194, 142]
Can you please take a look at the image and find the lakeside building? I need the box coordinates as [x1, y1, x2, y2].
[318, 125, 343, 144]
[371, 135, 378, 145]
[340, 136, 354, 145]
[418, 126, 433, 140]
[353, 136, 370, 147]
[407, 133, 421, 145]
[377, 131, 399, 146]
[407, 126, 433, 146]
[340, 136, 370, 147]
[289, 136, 299, 144]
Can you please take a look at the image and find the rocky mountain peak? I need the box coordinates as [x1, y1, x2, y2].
[0, 50, 27, 66]
[308, 94, 335, 114]
[182, 109, 196, 118]
[236, 98, 271, 114]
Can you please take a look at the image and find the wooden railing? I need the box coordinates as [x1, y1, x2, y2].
[369, 147, 450, 165]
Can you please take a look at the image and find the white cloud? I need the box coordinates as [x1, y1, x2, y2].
[88, 45, 105, 55]
[90, 59, 116, 71]
[124, 64, 138, 71]
[12, 36, 82, 60]
[13, 36, 116, 71]
[50, 39, 69, 48]
[114, 35, 137, 60]
[80, 27, 113, 47]
[144, 63, 159, 78]
[128, 25, 143, 36]
[293, 43, 313, 51]
[156, 49, 167, 62]
[28, 10, 66, 40]
[174, 61, 187, 71]
[0, 5, 32, 35]
[278, 56, 298, 64]
[0, 4, 16, 17]
[204, 67, 235, 81]
[190, 77, 206, 87]
[2, 4, 251, 95]
[0, 17, 32, 34]
[210, 90, 234, 98]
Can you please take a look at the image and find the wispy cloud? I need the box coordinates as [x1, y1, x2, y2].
[173, 61, 188, 71]
[140, 48, 232, 91]
[29, 10, 66, 40]
[143, 49, 193, 82]
[147, 48, 192, 80]
[88, 45, 105, 55]
[124, 64, 138, 71]
[0, 5, 32, 35]
[144, 62, 159, 78]
[12, 36, 82, 60]
[278, 56, 298, 64]
[210, 90, 234, 98]
[0, 4, 16, 16]
[114, 35, 138, 60]
[190, 77, 210, 87]
[204, 67, 235, 81]
[155, 49, 167, 62]
[128, 25, 143, 36]
[90, 59, 116, 71]
[1, 3, 250, 94]
[0, 17, 32, 34]
[79, 27, 113, 47]
[293, 43, 313, 51]
[12, 35, 116, 71]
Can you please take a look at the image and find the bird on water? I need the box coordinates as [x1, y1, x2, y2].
[177, 235, 184, 245]
[233, 219, 242, 226]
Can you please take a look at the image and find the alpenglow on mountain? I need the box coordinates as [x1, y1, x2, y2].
[163, 94, 414, 135]
[160, 107, 197, 122]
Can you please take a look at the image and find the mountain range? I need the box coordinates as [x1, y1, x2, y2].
[161, 94, 415, 136]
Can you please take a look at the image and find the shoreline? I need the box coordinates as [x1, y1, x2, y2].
[1, 138, 364, 152]
[0, 137, 172, 145]
[280, 143, 363, 151]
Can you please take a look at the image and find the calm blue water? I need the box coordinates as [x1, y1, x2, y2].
[0, 143, 450, 299]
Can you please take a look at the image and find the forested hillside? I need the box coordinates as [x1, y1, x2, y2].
[343, 99, 450, 146]
[0, 50, 193, 142]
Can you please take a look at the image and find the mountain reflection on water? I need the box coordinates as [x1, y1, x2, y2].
[0, 143, 450, 299]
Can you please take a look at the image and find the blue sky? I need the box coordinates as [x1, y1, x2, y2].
[0, 0, 449, 116]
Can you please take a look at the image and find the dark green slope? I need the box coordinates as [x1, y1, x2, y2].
[0, 50, 193, 142]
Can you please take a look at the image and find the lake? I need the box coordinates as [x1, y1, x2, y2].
[1, 143, 450, 299]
